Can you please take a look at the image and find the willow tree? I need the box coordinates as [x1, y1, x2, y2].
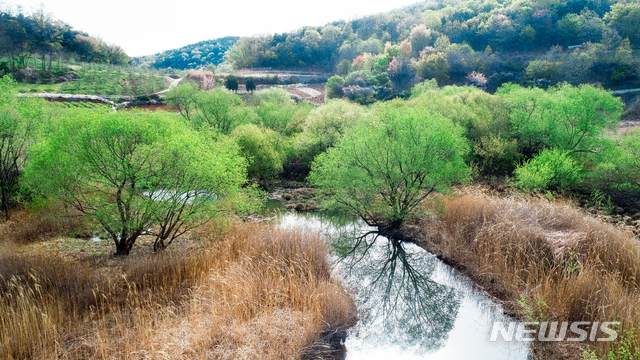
[309, 102, 470, 234]
[0, 75, 44, 219]
[25, 110, 252, 255]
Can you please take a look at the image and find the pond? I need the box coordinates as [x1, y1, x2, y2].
[273, 207, 530, 359]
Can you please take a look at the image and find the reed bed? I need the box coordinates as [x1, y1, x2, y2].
[416, 190, 640, 359]
[0, 220, 354, 359]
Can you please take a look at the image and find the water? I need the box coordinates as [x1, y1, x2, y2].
[275, 209, 530, 360]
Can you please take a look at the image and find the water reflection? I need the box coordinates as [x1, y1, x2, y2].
[337, 233, 460, 355]
[275, 209, 529, 360]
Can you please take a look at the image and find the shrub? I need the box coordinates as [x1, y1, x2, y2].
[410, 79, 438, 98]
[326, 75, 345, 99]
[474, 135, 521, 175]
[232, 124, 285, 181]
[293, 100, 367, 166]
[514, 149, 583, 192]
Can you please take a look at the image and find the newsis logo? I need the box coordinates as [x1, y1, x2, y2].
[490, 322, 620, 342]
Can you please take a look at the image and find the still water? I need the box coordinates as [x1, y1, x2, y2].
[274, 208, 530, 360]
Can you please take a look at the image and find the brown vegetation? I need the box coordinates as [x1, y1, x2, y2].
[412, 188, 640, 359]
[0, 215, 355, 359]
[187, 71, 216, 90]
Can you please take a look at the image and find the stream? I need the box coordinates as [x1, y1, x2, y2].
[271, 205, 531, 359]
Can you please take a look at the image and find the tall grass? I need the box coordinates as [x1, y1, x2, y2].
[415, 189, 640, 359]
[0, 221, 354, 359]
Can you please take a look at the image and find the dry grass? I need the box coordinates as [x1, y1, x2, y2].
[0, 219, 355, 359]
[0, 203, 89, 244]
[414, 188, 640, 359]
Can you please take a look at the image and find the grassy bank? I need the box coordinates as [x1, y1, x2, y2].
[0, 210, 354, 359]
[410, 188, 640, 359]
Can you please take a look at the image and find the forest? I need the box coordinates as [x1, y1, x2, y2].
[132, 36, 239, 70]
[0, 4, 130, 78]
[225, 0, 640, 99]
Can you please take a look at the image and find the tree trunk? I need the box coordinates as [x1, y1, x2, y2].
[1, 186, 9, 221]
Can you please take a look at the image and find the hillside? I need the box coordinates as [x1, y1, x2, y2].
[0, 4, 130, 81]
[220, 0, 640, 100]
[132, 36, 239, 70]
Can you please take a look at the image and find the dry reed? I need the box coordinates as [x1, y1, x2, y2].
[0, 220, 354, 359]
[415, 189, 640, 359]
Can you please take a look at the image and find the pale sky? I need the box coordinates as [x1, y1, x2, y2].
[8, 0, 423, 57]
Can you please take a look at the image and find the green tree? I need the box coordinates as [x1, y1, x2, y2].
[410, 25, 432, 57]
[225, 74, 239, 92]
[309, 102, 470, 232]
[294, 99, 367, 166]
[245, 77, 256, 93]
[232, 124, 285, 181]
[326, 75, 345, 99]
[164, 82, 200, 121]
[498, 83, 623, 156]
[605, 3, 640, 47]
[167, 86, 256, 134]
[0, 76, 42, 219]
[416, 52, 450, 86]
[25, 110, 251, 255]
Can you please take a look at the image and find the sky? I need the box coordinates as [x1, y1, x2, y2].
[9, 0, 423, 57]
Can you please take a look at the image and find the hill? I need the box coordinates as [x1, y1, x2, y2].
[221, 0, 640, 98]
[0, 4, 130, 81]
[132, 36, 239, 70]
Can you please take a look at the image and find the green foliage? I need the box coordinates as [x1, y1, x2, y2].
[474, 135, 521, 175]
[251, 90, 311, 135]
[605, 3, 640, 47]
[410, 79, 438, 98]
[24, 110, 252, 255]
[309, 101, 470, 229]
[326, 75, 345, 99]
[514, 149, 583, 192]
[133, 37, 238, 70]
[294, 100, 366, 166]
[232, 124, 285, 181]
[0, 75, 45, 218]
[166, 85, 256, 134]
[590, 129, 640, 194]
[245, 77, 256, 93]
[225, 75, 239, 92]
[498, 83, 623, 156]
[606, 327, 640, 360]
[416, 52, 450, 86]
[525, 60, 559, 83]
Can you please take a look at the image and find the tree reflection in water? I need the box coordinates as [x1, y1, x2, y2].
[334, 230, 461, 354]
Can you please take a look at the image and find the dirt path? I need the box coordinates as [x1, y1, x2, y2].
[154, 77, 183, 95]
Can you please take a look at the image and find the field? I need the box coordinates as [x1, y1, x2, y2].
[12, 61, 172, 96]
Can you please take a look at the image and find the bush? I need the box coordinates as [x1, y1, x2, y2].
[410, 79, 438, 98]
[325, 75, 345, 99]
[514, 149, 583, 192]
[232, 124, 285, 181]
[293, 100, 367, 167]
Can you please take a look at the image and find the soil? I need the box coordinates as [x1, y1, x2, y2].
[126, 104, 179, 112]
[284, 86, 326, 105]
